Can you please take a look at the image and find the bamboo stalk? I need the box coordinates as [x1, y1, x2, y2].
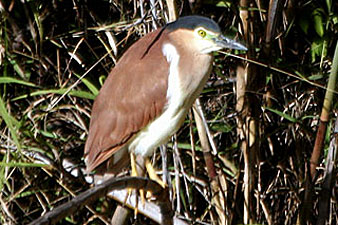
[316, 118, 338, 225]
[238, 1, 254, 223]
[165, 0, 177, 22]
[310, 41, 338, 179]
[193, 99, 225, 224]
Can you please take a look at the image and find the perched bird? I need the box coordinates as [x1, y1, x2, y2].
[84, 15, 246, 183]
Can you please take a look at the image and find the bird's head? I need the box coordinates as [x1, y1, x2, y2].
[166, 16, 247, 54]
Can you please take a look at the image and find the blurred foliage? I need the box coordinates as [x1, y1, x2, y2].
[0, 0, 337, 224]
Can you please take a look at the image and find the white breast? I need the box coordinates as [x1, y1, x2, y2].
[129, 43, 210, 157]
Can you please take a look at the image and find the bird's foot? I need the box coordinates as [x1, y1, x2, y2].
[126, 153, 167, 217]
[145, 158, 166, 188]
[125, 152, 146, 217]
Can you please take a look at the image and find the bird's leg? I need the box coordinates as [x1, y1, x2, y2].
[127, 154, 166, 215]
[127, 152, 145, 216]
[145, 158, 166, 188]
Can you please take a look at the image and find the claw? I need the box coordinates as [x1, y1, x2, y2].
[126, 153, 166, 217]
[145, 158, 166, 188]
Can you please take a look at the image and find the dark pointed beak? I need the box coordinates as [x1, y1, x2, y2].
[215, 35, 247, 51]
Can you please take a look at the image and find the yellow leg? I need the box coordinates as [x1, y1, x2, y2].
[129, 153, 145, 216]
[130, 152, 137, 177]
[145, 158, 166, 188]
[127, 154, 166, 216]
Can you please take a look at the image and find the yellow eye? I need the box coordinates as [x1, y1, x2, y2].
[197, 29, 206, 37]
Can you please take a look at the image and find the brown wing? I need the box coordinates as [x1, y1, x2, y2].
[84, 29, 170, 172]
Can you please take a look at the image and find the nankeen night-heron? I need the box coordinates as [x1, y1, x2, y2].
[84, 15, 246, 186]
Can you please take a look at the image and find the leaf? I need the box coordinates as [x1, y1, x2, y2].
[99, 75, 106, 87]
[216, 1, 231, 8]
[0, 77, 37, 87]
[10, 59, 26, 79]
[0, 97, 21, 150]
[12, 89, 96, 101]
[333, 15, 338, 25]
[308, 73, 324, 80]
[166, 142, 202, 151]
[265, 107, 298, 123]
[325, 0, 331, 13]
[0, 162, 47, 167]
[74, 72, 99, 96]
[0, 153, 7, 191]
[312, 8, 325, 37]
[311, 39, 325, 62]
[211, 123, 234, 133]
[299, 14, 310, 34]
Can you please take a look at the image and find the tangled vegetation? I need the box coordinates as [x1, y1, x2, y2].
[0, 0, 337, 224]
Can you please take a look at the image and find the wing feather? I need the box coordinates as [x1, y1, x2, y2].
[84, 29, 169, 172]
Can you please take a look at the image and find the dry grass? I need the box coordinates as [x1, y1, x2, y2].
[0, 0, 337, 224]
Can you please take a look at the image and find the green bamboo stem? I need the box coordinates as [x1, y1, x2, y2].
[310, 41, 338, 178]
